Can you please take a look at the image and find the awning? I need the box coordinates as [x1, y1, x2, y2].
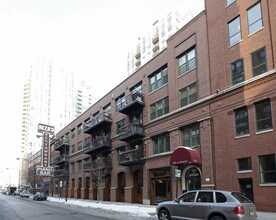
[170, 146, 201, 166]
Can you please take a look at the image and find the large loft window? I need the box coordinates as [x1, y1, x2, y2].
[178, 47, 196, 76]
[228, 16, 242, 46]
[181, 123, 200, 147]
[179, 83, 197, 107]
[259, 154, 276, 184]
[251, 47, 267, 77]
[152, 133, 170, 155]
[149, 66, 168, 92]
[234, 107, 249, 137]
[231, 58, 245, 85]
[247, 2, 263, 35]
[150, 97, 169, 120]
[254, 99, 272, 132]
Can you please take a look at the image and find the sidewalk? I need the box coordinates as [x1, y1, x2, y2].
[47, 196, 276, 219]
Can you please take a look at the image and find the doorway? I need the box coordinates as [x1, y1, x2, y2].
[182, 166, 201, 191]
[239, 178, 254, 202]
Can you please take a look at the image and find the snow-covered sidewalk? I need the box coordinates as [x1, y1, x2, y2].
[47, 197, 157, 218]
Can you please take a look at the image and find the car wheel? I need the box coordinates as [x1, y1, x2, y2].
[158, 209, 171, 220]
[210, 215, 225, 220]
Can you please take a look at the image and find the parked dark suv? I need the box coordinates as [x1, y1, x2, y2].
[156, 190, 257, 220]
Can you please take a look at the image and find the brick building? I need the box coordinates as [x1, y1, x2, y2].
[32, 0, 276, 212]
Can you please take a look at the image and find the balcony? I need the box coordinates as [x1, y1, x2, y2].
[152, 43, 160, 53]
[152, 34, 159, 44]
[83, 136, 111, 154]
[118, 122, 144, 142]
[83, 112, 112, 134]
[117, 91, 144, 115]
[51, 155, 65, 165]
[135, 50, 141, 59]
[118, 145, 144, 166]
[83, 157, 112, 172]
[135, 58, 141, 67]
[54, 169, 68, 177]
[54, 138, 69, 151]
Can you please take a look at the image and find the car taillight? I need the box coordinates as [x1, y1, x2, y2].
[233, 205, 244, 215]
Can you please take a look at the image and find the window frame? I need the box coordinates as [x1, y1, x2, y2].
[251, 47, 267, 77]
[149, 66, 168, 93]
[234, 106, 249, 137]
[259, 154, 276, 184]
[181, 123, 200, 147]
[228, 16, 242, 47]
[179, 83, 197, 108]
[247, 1, 263, 35]
[152, 133, 170, 155]
[150, 97, 169, 120]
[231, 58, 245, 85]
[254, 99, 273, 133]
[226, 0, 236, 7]
[178, 47, 196, 76]
[237, 157, 252, 172]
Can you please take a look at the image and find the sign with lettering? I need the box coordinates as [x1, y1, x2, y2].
[42, 132, 50, 167]
[36, 166, 54, 176]
[37, 123, 55, 134]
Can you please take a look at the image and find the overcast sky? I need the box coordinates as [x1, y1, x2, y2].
[0, 0, 204, 185]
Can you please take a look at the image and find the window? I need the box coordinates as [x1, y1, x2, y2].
[152, 133, 170, 154]
[116, 94, 125, 112]
[237, 157, 252, 171]
[178, 47, 196, 75]
[234, 107, 249, 136]
[71, 128, 75, 138]
[71, 163, 75, 172]
[181, 124, 200, 147]
[179, 192, 196, 202]
[150, 97, 169, 120]
[254, 99, 272, 132]
[251, 48, 267, 77]
[149, 66, 168, 92]
[78, 161, 82, 171]
[231, 59, 244, 85]
[226, 0, 236, 7]
[216, 192, 227, 203]
[228, 16, 242, 46]
[77, 123, 82, 134]
[71, 144, 75, 154]
[179, 83, 197, 107]
[196, 192, 214, 203]
[259, 154, 276, 184]
[78, 141, 82, 151]
[116, 119, 125, 135]
[247, 2, 263, 35]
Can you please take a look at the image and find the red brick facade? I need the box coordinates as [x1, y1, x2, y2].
[35, 0, 276, 212]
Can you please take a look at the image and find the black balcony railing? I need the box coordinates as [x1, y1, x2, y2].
[54, 138, 69, 151]
[83, 136, 111, 154]
[83, 157, 112, 172]
[83, 112, 112, 134]
[118, 122, 144, 142]
[117, 91, 145, 115]
[54, 169, 68, 177]
[118, 145, 144, 166]
[52, 155, 65, 165]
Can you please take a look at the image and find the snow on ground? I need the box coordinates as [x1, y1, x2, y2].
[47, 197, 157, 217]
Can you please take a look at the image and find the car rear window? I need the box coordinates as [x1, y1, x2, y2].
[231, 192, 252, 203]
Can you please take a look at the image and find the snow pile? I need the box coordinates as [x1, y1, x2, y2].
[47, 197, 156, 217]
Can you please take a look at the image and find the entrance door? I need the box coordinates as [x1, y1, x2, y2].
[239, 179, 254, 202]
[185, 167, 201, 191]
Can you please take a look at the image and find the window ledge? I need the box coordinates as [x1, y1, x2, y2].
[256, 129, 273, 135]
[235, 134, 250, 139]
[248, 27, 264, 37]
[177, 66, 197, 79]
[259, 183, 276, 187]
[237, 170, 252, 174]
[228, 39, 243, 49]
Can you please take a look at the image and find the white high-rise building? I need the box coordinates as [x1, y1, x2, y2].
[19, 59, 93, 185]
[127, 8, 194, 76]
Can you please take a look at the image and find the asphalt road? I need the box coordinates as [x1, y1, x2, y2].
[0, 193, 151, 220]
